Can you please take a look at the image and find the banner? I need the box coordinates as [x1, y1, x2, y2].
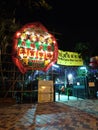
[57, 50, 83, 66]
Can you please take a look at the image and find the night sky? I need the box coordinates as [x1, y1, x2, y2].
[43, 1, 98, 52]
[15, 1, 98, 53]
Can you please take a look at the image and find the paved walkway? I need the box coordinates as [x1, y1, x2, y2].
[59, 99, 98, 117]
[56, 94, 98, 117]
[0, 99, 98, 130]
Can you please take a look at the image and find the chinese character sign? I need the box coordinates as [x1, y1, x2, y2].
[12, 22, 58, 73]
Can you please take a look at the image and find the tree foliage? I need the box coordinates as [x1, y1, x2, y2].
[0, 0, 52, 53]
[0, 0, 53, 92]
[74, 42, 92, 65]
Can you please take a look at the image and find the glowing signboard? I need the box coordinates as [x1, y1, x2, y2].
[12, 22, 58, 73]
[57, 50, 83, 66]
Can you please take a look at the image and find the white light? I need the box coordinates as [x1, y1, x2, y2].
[77, 82, 80, 85]
[26, 31, 30, 35]
[79, 66, 87, 73]
[80, 66, 87, 70]
[52, 64, 59, 68]
[68, 74, 73, 79]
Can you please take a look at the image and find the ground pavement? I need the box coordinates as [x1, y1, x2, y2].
[0, 99, 98, 130]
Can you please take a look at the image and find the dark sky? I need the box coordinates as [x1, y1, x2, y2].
[36, 1, 98, 52]
[16, 1, 98, 52]
[44, 1, 98, 52]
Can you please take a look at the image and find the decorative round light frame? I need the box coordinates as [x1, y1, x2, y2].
[12, 22, 58, 73]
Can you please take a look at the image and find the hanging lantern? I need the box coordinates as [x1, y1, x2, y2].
[12, 22, 58, 74]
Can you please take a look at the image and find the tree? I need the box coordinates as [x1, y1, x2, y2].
[74, 42, 92, 66]
[0, 0, 53, 97]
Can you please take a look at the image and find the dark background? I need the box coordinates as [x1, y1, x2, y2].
[15, 1, 98, 52]
[2, 0, 98, 52]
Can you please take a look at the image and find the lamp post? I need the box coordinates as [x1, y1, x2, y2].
[52, 64, 59, 101]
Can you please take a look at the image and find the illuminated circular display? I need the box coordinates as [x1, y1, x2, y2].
[12, 22, 58, 73]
